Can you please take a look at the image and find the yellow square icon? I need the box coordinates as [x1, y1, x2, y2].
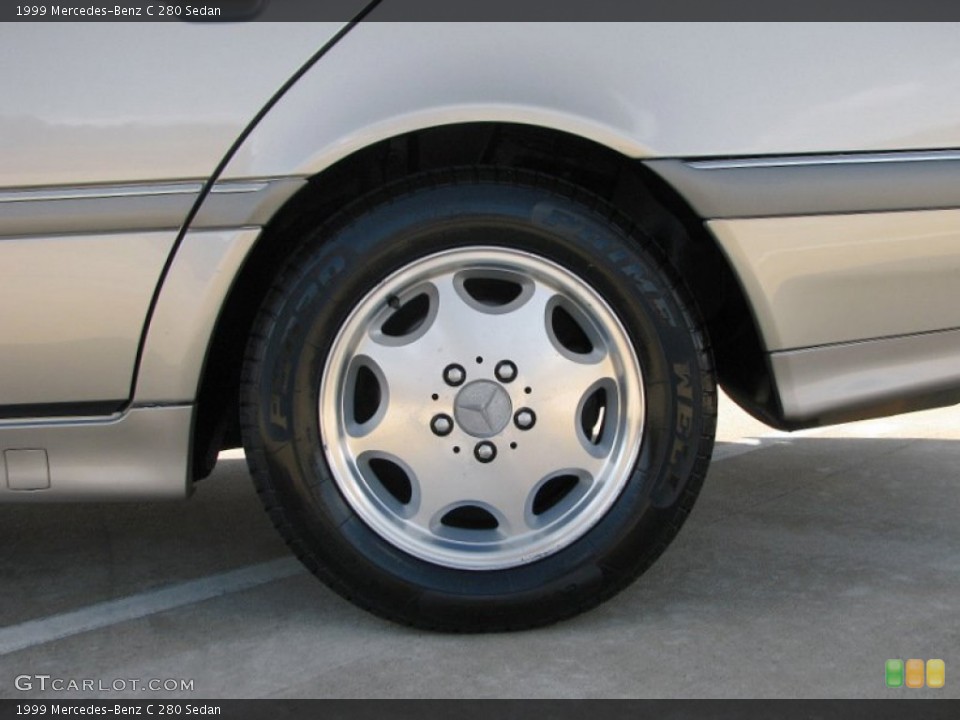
[905, 659, 925, 688]
[927, 659, 945, 689]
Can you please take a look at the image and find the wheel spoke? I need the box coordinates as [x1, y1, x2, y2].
[477, 283, 557, 368]
[537, 349, 616, 397]
[526, 354, 616, 424]
[472, 464, 539, 536]
[406, 465, 480, 531]
[353, 333, 435, 409]
[422, 274, 555, 366]
[514, 349, 619, 480]
[519, 396, 608, 479]
[350, 400, 453, 479]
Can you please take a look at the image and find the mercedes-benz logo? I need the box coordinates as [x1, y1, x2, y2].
[453, 380, 513, 438]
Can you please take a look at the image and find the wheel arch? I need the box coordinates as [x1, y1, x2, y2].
[190, 122, 775, 480]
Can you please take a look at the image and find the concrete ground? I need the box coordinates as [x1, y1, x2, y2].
[1, 393, 958, 699]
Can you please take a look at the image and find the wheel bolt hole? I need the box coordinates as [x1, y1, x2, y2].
[524, 386, 532, 395]
[431, 393, 439, 401]
[431, 414, 454, 437]
[443, 363, 466, 387]
[475, 356, 483, 364]
[474, 441, 497, 463]
[514, 408, 536, 430]
[495, 360, 518, 383]
[453, 446, 461, 454]
[510, 442, 517, 450]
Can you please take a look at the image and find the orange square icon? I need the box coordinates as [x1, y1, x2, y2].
[905, 659, 925, 688]
[927, 659, 946, 689]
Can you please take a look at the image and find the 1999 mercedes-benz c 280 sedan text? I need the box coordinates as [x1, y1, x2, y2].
[3, 19, 960, 630]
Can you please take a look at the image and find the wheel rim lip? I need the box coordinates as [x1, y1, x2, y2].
[319, 246, 645, 571]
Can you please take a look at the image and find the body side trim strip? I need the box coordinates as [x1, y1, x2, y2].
[687, 149, 960, 170]
[0, 401, 125, 422]
[0, 177, 304, 238]
[645, 153, 960, 219]
[0, 182, 203, 203]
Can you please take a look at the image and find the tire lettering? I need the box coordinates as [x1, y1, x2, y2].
[269, 358, 293, 431]
[619, 263, 678, 328]
[674, 362, 693, 400]
[669, 362, 694, 467]
[318, 256, 346, 285]
[269, 394, 288, 430]
[534, 205, 607, 250]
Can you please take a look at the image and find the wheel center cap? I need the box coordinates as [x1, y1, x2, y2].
[453, 380, 513, 438]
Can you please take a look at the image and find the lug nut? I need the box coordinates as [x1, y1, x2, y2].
[474, 441, 497, 463]
[443, 363, 466, 387]
[494, 360, 517, 383]
[431, 414, 454, 437]
[514, 408, 536, 430]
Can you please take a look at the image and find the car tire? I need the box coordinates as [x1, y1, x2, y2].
[240, 169, 716, 631]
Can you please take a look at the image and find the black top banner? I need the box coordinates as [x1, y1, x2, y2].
[5, 0, 960, 21]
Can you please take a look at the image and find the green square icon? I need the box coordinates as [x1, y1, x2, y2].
[886, 659, 904, 688]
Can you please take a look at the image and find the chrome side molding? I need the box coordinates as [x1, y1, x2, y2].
[0, 177, 305, 237]
[646, 151, 960, 219]
[686, 150, 960, 171]
[0, 182, 204, 204]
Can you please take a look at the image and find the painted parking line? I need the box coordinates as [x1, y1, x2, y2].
[0, 557, 303, 656]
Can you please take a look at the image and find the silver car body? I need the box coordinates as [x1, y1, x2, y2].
[2, 20, 960, 499]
